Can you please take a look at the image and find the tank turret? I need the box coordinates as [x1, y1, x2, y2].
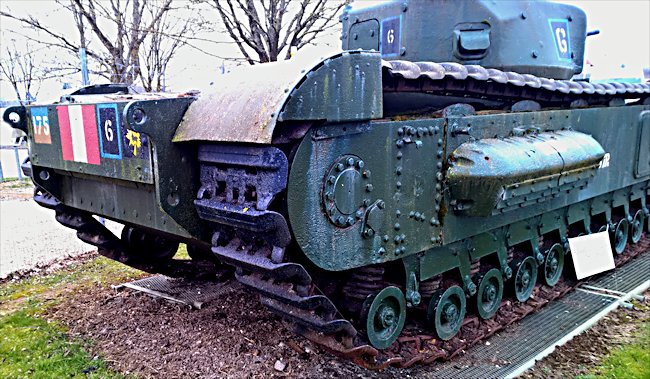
[341, 0, 587, 79]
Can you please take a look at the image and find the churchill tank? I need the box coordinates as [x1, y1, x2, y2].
[4, 0, 649, 368]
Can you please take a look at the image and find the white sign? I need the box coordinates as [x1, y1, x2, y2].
[568, 230, 616, 280]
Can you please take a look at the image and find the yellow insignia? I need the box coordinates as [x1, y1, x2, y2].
[126, 130, 141, 156]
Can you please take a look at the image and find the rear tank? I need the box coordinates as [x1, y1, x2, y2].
[4, 0, 649, 368]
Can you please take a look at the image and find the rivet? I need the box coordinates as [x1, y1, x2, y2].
[346, 217, 354, 226]
[366, 184, 374, 192]
[347, 157, 355, 166]
[396, 151, 403, 159]
[436, 172, 443, 181]
[397, 127, 404, 136]
[394, 223, 401, 230]
[383, 235, 390, 242]
[394, 236, 401, 244]
[438, 139, 443, 146]
[378, 201, 386, 209]
[378, 247, 386, 255]
[363, 170, 371, 178]
[394, 248, 401, 256]
[325, 191, 334, 201]
[436, 162, 443, 169]
[396, 166, 402, 175]
[435, 183, 442, 191]
[434, 126, 440, 134]
[396, 210, 401, 217]
[328, 175, 336, 184]
[400, 234, 406, 241]
[435, 205, 440, 211]
[337, 216, 345, 225]
[428, 126, 435, 135]
[363, 199, 371, 206]
[336, 163, 344, 171]
[414, 212, 421, 219]
[396, 181, 402, 188]
[396, 140, 403, 148]
[357, 160, 365, 169]
[356, 210, 364, 218]
[409, 211, 415, 217]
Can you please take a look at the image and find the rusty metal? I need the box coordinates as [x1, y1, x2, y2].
[174, 51, 382, 144]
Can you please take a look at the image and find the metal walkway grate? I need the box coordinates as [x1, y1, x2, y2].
[426, 252, 650, 378]
[114, 275, 239, 309]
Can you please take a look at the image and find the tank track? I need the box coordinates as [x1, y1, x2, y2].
[204, 215, 647, 369]
[34, 188, 224, 280]
[381, 60, 650, 107]
[192, 62, 649, 369]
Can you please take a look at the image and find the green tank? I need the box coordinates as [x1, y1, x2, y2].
[4, 0, 649, 368]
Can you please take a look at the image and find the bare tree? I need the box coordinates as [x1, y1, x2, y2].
[139, 2, 210, 91]
[1, 0, 212, 90]
[0, 42, 39, 105]
[211, 0, 346, 65]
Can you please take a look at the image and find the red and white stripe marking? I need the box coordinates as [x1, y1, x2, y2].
[57, 105, 100, 165]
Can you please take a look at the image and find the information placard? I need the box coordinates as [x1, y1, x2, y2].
[568, 230, 616, 280]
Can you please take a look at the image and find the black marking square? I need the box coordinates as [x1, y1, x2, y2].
[97, 103, 122, 159]
[381, 16, 401, 57]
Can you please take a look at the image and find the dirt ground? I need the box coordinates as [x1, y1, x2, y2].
[0, 179, 33, 201]
[43, 271, 649, 379]
[47, 279, 408, 379]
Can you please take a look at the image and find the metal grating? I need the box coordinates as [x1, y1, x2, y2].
[424, 252, 649, 379]
[590, 252, 650, 293]
[114, 275, 239, 309]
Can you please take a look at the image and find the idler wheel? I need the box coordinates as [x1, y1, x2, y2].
[475, 268, 503, 320]
[361, 286, 406, 349]
[542, 243, 565, 287]
[509, 256, 538, 302]
[629, 210, 645, 244]
[612, 218, 629, 255]
[428, 285, 466, 341]
[121, 226, 179, 261]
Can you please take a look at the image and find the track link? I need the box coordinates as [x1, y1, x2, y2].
[210, 237, 376, 361]
[43, 192, 221, 280]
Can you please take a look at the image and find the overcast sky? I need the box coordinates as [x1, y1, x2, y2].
[0, 0, 648, 103]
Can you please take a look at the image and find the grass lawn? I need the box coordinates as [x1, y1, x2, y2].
[0, 255, 145, 378]
[577, 304, 650, 379]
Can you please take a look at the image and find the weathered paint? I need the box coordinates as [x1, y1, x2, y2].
[341, 0, 587, 79]
[173, 51, 383, 144]
[286, 105, 649, 272]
